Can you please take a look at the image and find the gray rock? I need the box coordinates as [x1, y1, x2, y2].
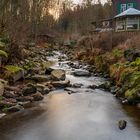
[32, 92, 44, 101]
[3, 91, 16, 98]
[51, 69, 66, 81]
[64, 88, 77, 94]
[118, 120, 127, 130]
[7, 105, 24, 112]
[29, 75, 52, 82]
[88, 85, 98, 89]
[36, 84, 50, 95]
[22, 84, 37, 96]
[73, 70, 91, 77]
[72, 83, 83, 88]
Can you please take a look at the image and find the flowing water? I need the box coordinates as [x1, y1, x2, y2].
[0, 52, 140, 140]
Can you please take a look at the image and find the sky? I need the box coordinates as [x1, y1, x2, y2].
[73, 0, 107, 4]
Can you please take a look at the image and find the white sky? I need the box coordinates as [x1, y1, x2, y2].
[73, 0, 107, 4]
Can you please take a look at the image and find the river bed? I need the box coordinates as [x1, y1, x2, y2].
[0, 51, 140, 140]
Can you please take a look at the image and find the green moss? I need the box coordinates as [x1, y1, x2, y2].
[23, 61, 35, 70]
[121, 71, 140, 89]
[0, 50, 8, 58]
[112, 48, 123, 58]
[125, 85, 140, 100]
[5, 65, 23, 73]
[0, 41, 6, 49]
[94, 55, 104, 70]
[130, 57, 140, 67]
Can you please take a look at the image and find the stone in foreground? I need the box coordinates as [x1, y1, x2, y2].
[118, 120, 127, 130]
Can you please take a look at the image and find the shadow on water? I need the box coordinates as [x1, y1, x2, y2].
[122, 104, 140, 131]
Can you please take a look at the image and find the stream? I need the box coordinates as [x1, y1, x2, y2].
[0, 51, 140, 140]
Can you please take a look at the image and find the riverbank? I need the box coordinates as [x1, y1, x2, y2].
[0, 40, 71, 116]
[62, 33, 140, 106]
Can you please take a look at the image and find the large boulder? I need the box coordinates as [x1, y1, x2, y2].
[51, 80, 70, 88]
[51, 69, 66, 81]
[73, 70, 91, 77]
[4, 65, 24, 83]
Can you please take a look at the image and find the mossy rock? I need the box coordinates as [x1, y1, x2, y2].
[5, 65, 23, 73]
[4, 65, 24, 83]
[0, 50, 8, 58]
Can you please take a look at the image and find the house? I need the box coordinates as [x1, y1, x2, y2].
[114, 8, 140, 31]
[112, 0, 140, 32]
[112, 0, 140, 15]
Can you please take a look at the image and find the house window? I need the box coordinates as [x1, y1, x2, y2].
[127, 3, 133, 9]
[121, 4, 126, 13]
[127, 18, 139, 30]
[116, 20, 126, 31]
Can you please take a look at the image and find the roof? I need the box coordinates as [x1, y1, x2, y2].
[115, 8, 140, 18]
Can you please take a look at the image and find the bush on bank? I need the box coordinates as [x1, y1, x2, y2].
[75, 33, 140, 102]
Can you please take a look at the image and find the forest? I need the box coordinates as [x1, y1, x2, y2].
[0, 0, 140, 140]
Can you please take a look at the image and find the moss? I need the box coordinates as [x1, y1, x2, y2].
[5, 65, 23, 73]
[112, 48, 124, 58]
[94, 55, 104, 71]
[125, 85, 140, 100]
[130, 57, 140, 67]
[23, 61, 35, 70]
[0, 50, 8, 58]
[0, 41, 6, 49]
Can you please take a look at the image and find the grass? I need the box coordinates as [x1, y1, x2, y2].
[0, 50, 8, 58]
